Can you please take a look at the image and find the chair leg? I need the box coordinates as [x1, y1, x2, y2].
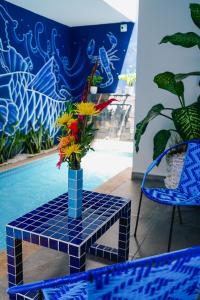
[168, 206, 176, 252]
[134, 190, 143, 237]
[177, 206, 183, 224]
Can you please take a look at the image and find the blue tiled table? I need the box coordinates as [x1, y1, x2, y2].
[6, 190, 131, 300]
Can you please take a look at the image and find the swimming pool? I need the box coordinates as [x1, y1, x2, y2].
[0, 150, 132, 250]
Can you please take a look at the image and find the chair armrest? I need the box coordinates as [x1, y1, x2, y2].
[141, 140, 195, 189]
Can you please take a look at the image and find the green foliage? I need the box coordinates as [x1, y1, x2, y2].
[160, 32, 200, 48]
[42, 128, 54, 150]
[24, 126, 43, 154]
[24, 125, 53, 154]
[175, 71, 200, 81]
[153, 130, 171, 161]
[134, 3, 200, 161]
[190, 3, 200, 29]
[135, 104, 164, 152]
[154, 72, 184, 99]
[172, 102, 200, 140]
[0, 131, 25, 163]
[0, 125, 54, 164]
[87, 75, 103, 86]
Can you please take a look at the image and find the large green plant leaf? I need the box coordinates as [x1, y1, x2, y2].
[134, 104, 165, 152]
[172, 102, 200, 140]
[160, 32, 200, 49]
[153, 130, 171, 162]
[154, 72, 184, 98]
[190, 3, 200, 29]
[175, 71, 200, 81]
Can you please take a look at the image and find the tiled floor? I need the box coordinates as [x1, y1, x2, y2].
[1, 167, 200, 299]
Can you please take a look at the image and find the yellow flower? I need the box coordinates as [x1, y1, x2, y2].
[62, 144, 81, 158]
[56, 113, 74, 127]
[75, 102, 100, 116]
[58, 136, 75, 149]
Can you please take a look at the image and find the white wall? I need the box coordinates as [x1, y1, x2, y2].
[133, 0, 200, 176]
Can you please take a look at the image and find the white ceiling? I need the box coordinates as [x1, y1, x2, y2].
[5, 0, 137, 27]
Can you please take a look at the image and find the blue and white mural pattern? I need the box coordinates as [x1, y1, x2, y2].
[0, 0, 134, 138]
[0, 1, 77, 137]
[87, 32, 119, 88]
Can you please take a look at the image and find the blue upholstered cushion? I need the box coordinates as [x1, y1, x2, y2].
[143, 142, 200, 206]
[142, 187, 200, 206]
[42, 247, 200, 300]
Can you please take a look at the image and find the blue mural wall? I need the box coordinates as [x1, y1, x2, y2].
[0, 0, 134, 140]
[71, 22, 134, 94]
[0, 0, 73, 138]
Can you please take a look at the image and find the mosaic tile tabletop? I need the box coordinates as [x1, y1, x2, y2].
[6, 191, 131, 299]
[7, 190, 130, 251]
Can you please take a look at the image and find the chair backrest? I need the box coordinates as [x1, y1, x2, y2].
[8, 247, 200, 300]
[178, 141, 200, 195]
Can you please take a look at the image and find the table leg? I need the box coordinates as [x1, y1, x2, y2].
[118, 203, 131, 262]
[7, 237, 23, 288]
[69, 251, 86, 274]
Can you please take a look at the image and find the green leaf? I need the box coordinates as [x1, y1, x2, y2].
[154, 72, 184, 98]
[153, 130, 171, 162]
[172, 102, 200, 140]
[175, 71, 200, 81]
[160, 32, 200, 48]
[134, 104, 165, 152]
[190, 3, 200, 29]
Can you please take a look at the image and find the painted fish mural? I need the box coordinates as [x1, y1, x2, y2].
[0, 0, 86, 137]
[0, 45, 67, 136]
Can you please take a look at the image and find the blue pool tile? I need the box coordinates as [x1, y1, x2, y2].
[22, 231, 30, 242]
[49, 239, 58, 250]
[59, 242, 68, 253]
[14, 229, 22, 239]
[69, 244, 79, 256]
[31, 234, 39, 244]
[6, 236, 14, 247]
[40, 236, 49, 247]
[6, 226, 14, 237]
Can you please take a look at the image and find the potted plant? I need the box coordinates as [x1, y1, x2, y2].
[134, 3, 200, 186]
[87, 74, 103, 94]
[118, 73, 136, 95]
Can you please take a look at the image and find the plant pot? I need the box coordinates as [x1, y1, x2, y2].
[90, 86, 98, 94]
[68, 168, 83, 218]
[164, 152, 185, 189]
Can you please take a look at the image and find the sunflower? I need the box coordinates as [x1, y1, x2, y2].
[56, 113, 74, 127]
[62, 144, 81, 158]
[75, 102, 100, 116]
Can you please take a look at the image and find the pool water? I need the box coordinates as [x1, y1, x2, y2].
[0, 150, 132, 250]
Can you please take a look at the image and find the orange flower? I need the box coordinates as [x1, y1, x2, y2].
[58, 136, 74, 149]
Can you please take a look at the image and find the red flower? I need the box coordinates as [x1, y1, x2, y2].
[78, 114, 84, 121]
[95, 98, 117, 112]
[56, 149, 63, 169]
[69, 119, 79, 140]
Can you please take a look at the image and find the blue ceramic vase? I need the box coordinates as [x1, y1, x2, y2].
[68, 168, 83, 218]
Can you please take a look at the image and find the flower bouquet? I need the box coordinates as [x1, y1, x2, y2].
[55, 95, 116, 218]
[56, 99, 116, 169]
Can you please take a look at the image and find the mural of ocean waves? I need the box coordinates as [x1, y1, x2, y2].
[0, 46, 67, 137]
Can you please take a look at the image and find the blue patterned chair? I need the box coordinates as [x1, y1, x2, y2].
[134, 140, 200, 251]
[7, 246, 200, 300]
